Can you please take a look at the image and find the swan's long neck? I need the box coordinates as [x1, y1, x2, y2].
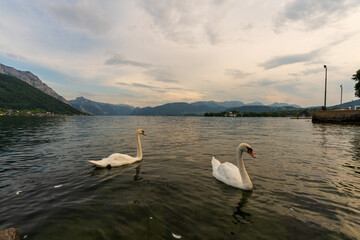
[136, 133, 142, 160]
[236, 148, 252, 189]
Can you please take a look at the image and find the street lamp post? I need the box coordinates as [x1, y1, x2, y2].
[340, 84, 343, 107]
[324, 65, 327, 110]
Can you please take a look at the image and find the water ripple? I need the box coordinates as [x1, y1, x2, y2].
[0, 116, 359, 239]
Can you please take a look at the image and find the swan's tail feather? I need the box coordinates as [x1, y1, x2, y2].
[88, 160, 106, 168]
[211, 156, 221, 172]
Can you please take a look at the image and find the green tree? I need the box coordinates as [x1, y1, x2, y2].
[352, 69, 360, 97]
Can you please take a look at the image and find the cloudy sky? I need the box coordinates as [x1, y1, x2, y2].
[0, 0, 360, 107]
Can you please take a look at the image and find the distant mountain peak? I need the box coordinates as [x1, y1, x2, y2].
[69, 96, 135, 116]
[74, 96, 90, 102]
[0, 63, 69, 104]
[268, 102, 301, 108]
[245, 102, 264, 106]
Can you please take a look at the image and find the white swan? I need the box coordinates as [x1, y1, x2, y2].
[88, 129, 146, 168]
[212, 143, 256, 190]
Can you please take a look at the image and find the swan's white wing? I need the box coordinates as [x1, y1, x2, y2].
[212, 160, 242, 188]
[89, 153, 139, 167]
[105, 153, 138, 166]
[211, 156, 221, 172]
[215, 162, 241, 180]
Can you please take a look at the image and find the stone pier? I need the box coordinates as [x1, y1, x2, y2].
[312, 110, 360, 123]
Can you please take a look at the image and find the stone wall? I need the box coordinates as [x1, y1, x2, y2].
[312, 110, 360, 123]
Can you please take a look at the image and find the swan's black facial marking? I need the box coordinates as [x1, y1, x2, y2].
[246, 147, 256, 158]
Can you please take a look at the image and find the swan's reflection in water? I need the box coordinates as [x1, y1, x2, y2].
[232, 191, 253, 224]
[90, 161, 143, 182]
[133, 165, 142, 181]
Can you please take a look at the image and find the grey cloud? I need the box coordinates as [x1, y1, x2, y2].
[274, 0, 360, 31]
[289, 68, 323, 77]
[47, 1, 112, 35]
[145, 68, 179, 83]
[259, 49, 321, 69]
[105, 55, 153, 68]
[241, 78, 303, 96]
[256, 79, 279, 86]
[241, 79, 283, 88]
[132, 83, 158, 90]
[205, 24, 221, 45]
[239, 79, 274, 87]
[260, 35, 352, 70]
[116, 82, 131, 86]
[138, 0, 197, 43]
[156, 78, 179, 83]
[117, 82, 163, 92]
[225, 69, 251, 79]
[138, 0, 229, 45]
[5, 52, 27, 61]
[117, 81, 190, 94]
[276, 82, 301, 96]
[212, 0, 228, 5]
[165, 87, 187, 91]
[242, 23, 253, 30]
[328, 31, 360, 47]
[116, 91, 136, 98]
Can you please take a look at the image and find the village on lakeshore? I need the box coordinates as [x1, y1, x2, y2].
[0, 109, 55, 116]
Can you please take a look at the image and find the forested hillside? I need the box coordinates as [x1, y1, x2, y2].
[0, 73, 83, 115]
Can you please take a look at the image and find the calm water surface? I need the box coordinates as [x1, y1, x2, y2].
[0, 116, 359, 240]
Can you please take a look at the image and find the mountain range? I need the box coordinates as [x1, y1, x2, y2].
[68, 97, 302, 116]
[5, 63, 360, 116]
[69, 97, 134, 115]
[131, 102, 301, 116]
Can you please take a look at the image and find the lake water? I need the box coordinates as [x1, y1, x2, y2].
[0, 116, 359, 240]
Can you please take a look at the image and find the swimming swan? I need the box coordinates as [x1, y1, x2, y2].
[88, 129, 146, 168]
[212, 143, 256, 190]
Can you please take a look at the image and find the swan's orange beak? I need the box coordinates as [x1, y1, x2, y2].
[142, 131, 147, 136]
[248, 150, 256, 158]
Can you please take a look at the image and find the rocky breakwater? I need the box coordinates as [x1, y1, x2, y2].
[0, 228, 20, 240]
[312, 110, 360, 123]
